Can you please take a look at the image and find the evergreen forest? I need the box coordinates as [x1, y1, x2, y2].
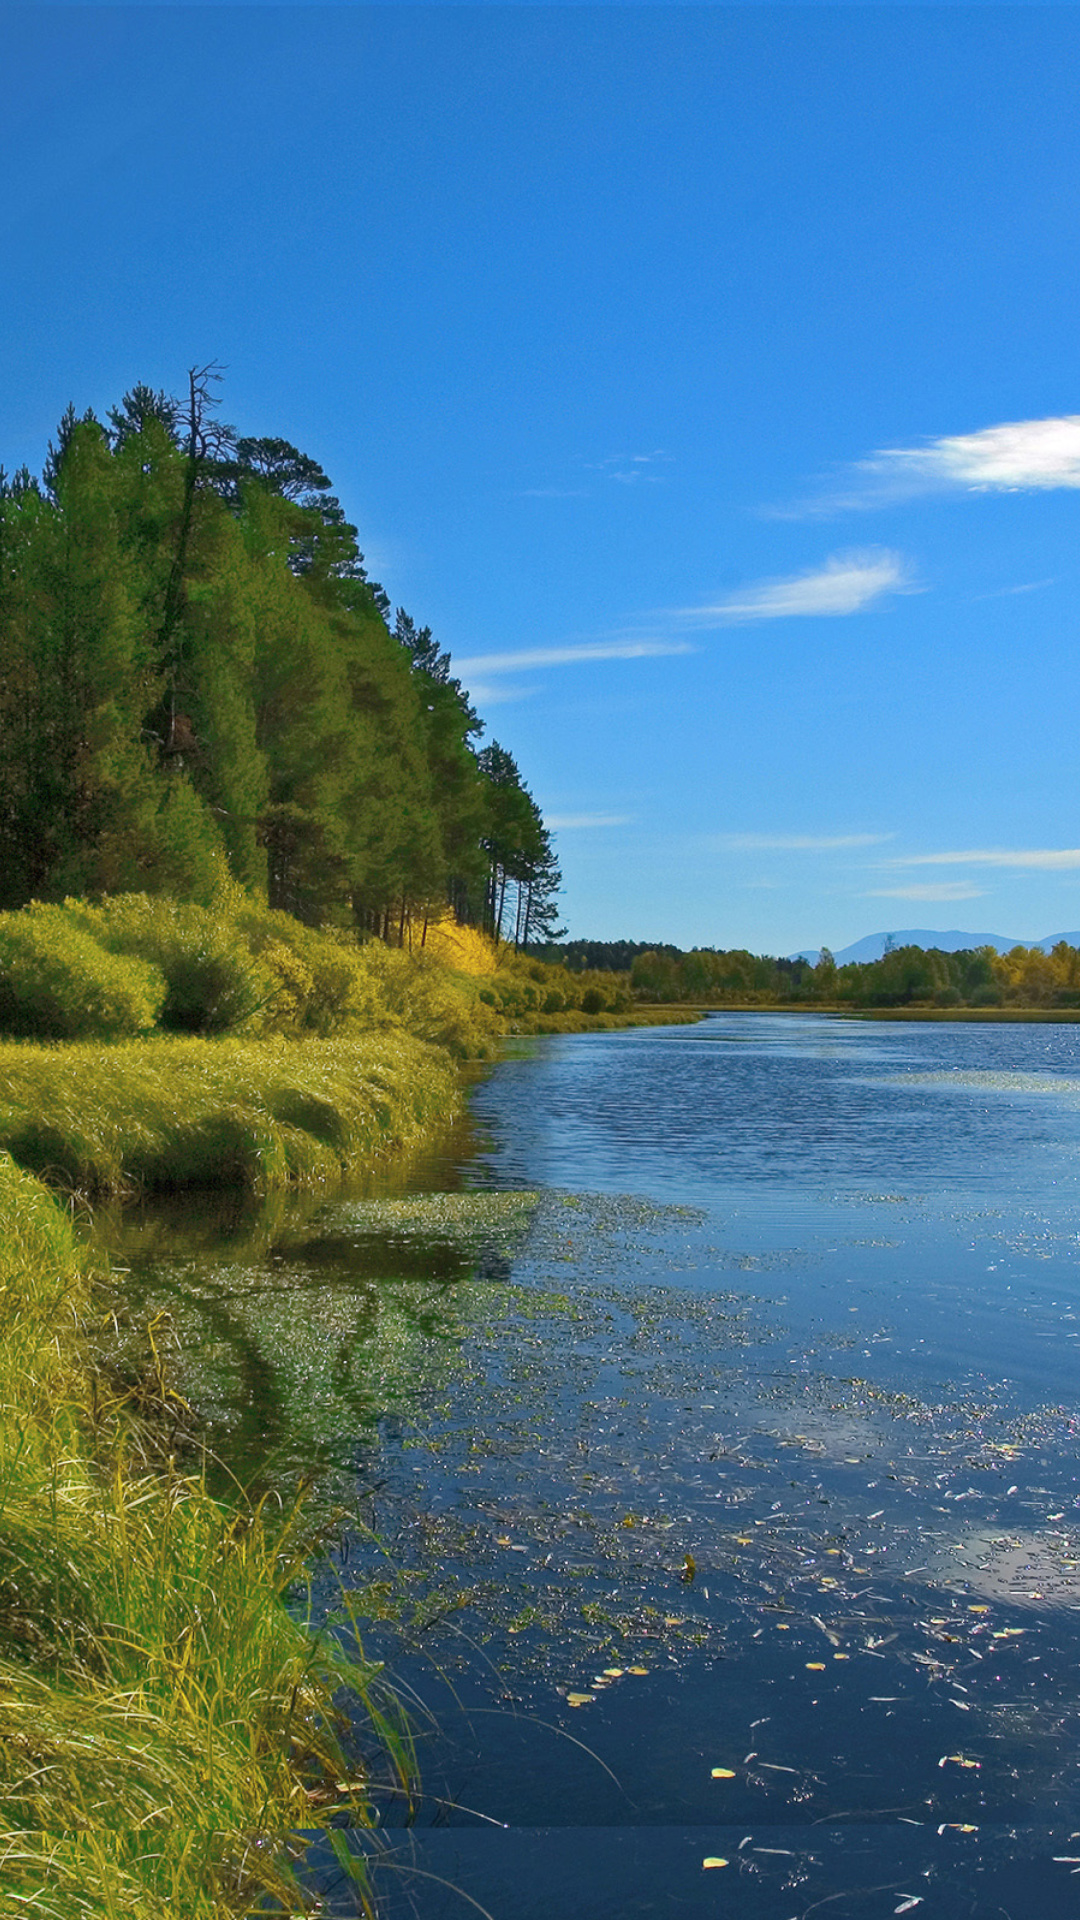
[0, 370, 561, 946]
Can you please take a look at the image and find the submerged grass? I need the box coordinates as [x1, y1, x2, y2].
[0, 1030, 459, 1197]
[0, 1151, 408, 1915]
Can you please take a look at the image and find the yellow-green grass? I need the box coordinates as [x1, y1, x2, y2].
[0, 1031, 459, 1197]
[0, 1151, 405, 1915]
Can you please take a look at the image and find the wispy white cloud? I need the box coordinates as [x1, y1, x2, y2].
[973, 577, 1056, 601]
[866, 882, 987, 902]
[585, 450, 674, 485]
[784, 414, 1080, 515]
[884, 848, 1080, 871]
[674, 550, 912, 626]
[455, 639, 693, 677]
[717, 832, 892, 852]
[463, 681, 537, 708]
[875, 415, 1080, 493]
[547, 812, 632, 830]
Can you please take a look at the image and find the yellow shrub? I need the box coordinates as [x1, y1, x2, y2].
[422, 914, 500, 977]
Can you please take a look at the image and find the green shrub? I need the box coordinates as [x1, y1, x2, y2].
[580, 986, 607, 1014]
[235, 907, 382, 1033]
[75, 895, 277, 1034]
[0, 905, 165, 1040]
[352, 943, 498, 1057]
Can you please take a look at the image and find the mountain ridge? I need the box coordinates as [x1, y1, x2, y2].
[792, 928, 1080, 966]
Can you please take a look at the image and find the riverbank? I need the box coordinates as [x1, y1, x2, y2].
[0, 1029, 459, 1197]
[0, 982, 467, 1909]
[0, 940, 697, 1913]
[0, 1147, 407, 1915]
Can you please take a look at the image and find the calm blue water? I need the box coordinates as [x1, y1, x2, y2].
[318, 1016, 1080, 1918]
[119, 1014, 1080, 1917]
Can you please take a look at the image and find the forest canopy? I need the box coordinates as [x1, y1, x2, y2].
[529, 937, 1080, 1010]
[0, 369, 561, 945]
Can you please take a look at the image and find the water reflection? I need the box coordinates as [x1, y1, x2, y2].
[104, 1015, 1080, 1917]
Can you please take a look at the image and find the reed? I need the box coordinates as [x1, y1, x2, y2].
[0, 1030, 459, 1197]
[0, 1151, 406, 1914]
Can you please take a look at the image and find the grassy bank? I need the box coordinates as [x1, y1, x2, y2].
[0, 1029, 459, 1198]
[0, 1150, 404, 1916]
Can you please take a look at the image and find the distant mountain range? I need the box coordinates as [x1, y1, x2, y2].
[792, 928, 1080, 966]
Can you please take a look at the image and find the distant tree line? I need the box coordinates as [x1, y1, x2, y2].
[535, 938, 1080, 1009]
[0, 369, 561, 944]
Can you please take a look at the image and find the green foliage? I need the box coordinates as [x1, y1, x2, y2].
[73, 893, 277, 1033]
[0, 382, 562, 945]
[0, 903, 165, 1039]
[351, 940, 500, 1057]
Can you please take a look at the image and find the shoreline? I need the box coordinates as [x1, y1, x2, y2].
[627, 1001, 1080, 1024]
[0, 1027, 469, 1913]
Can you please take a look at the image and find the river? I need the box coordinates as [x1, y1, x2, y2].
[110, 1013, 1080, 1918]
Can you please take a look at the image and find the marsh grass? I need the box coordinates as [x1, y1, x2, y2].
[0, 1152, 410, 1915]
[0, 1030, 459, 1197]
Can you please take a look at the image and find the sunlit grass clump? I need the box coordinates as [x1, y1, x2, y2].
[0, 1030, 458, 1197]
[0, 1152, 403, 1915]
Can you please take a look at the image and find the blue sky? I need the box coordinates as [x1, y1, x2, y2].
[5, 6, 1080, 952]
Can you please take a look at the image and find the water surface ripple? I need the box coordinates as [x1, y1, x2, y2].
[116, 1015, 1080, 1917]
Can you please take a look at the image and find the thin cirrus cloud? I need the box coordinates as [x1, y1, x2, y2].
[454, 639, 693, 677]
[674, 549, 912, 627]
[546, 812, 632, 830]
[867, 882, 987, 903]
[585, 451, 674, 485]
[786, 413, 1080, 515]
[882, 847, 1080, 871]
[717, 832, 892, 852]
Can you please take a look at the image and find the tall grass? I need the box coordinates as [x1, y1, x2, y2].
[0, 1152, 407, 1915]
[0, 1030, 459, 1197]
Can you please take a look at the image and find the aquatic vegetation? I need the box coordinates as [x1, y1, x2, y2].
[111, 1191, 541, 1496]
[0, 1151, 404, 1916]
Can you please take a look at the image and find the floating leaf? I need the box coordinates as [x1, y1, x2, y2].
[702, 1857, 729, 1869]
[938, 1754, 980, 1769]
[806, 1662, 826, 1671]
[603, 1667, 624, 1677]
[895, 1899, 924, 1913]
[566, 1692, 594, 1707]
[628, 1666, 649, 1676]
[711, 1767, 737, 1778]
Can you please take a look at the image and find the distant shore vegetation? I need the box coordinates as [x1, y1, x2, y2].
[532, 937, 1080, 1011]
